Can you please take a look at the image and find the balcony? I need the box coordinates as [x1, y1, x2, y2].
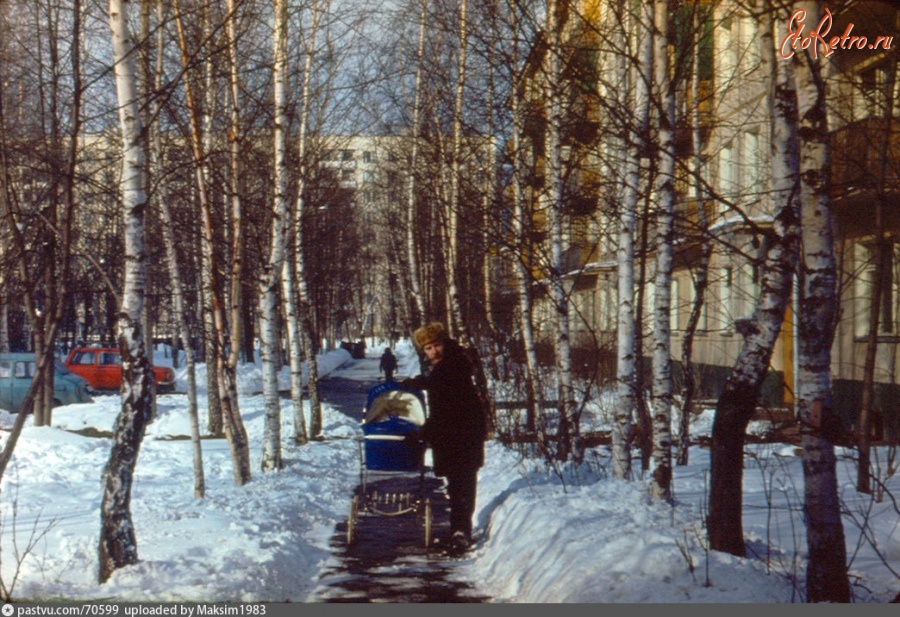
[830, 117, 900, 198]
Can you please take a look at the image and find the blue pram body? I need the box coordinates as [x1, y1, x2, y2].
[361, 381, 427, 471]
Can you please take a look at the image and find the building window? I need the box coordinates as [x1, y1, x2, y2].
[363, 151, 375, 163]
[598, 286, 616, 332]
[855, 240, 900, 338]
[718, 142, 737, 199]
[687, 276, 709, 332]
[718, 266, 733, 331]
[671, 278, 681, 332]
[341, 149, 354, 161]
[341, 169, 355, 183]
[740, 131, 760, 195]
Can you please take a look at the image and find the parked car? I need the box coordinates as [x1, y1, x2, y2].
[0, 353, 94, 413]
[64, 347, 176, 393]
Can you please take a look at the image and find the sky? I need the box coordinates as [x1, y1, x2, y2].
[0, 341, 896, 604]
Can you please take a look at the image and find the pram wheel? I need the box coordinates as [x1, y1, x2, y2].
[347, 495, 359, 545]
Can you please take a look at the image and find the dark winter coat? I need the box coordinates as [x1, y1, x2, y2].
[379, 351, 398, 372]
[403, 339, 487, 477]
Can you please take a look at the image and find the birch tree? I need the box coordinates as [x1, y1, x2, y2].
[279, 0, 328, 448]
[149, 0, 203, 498]
[507, 0, 542, 434]
[649, 0, 675, 501]
[292, 0, 327, 442]
[260, 0, 290, 472]
[405, 0, 428, 327]
[791, 0, 850, 602]
[612, 0, 652, 480]
[444, 0, 469, 339]
[676, 2, 714, 466]
[173, 0, 251, 486]
[225, 0, 247, 395]
[707, 0, 800, 555]
[543, 0, 576, 461]
[99, 0, 155, 583]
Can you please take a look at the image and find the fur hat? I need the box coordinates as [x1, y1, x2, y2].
[413, 322, 447, 349]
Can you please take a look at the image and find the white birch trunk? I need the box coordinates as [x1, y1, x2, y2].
[650, 0, 674, 501]
[280, 234, 308, 445]
[792, 0, 849, 602]
[151, 0, 203, 498]
[173, 0, 251, 486]
[676, 3, 714, 466]
[445, 0, 467, 339]
[260, 0, 290, 472]
[708, 0, 801, 555]
[544, 0, 575, 461]
[613, 0, 650, 481]
[508, 0, 541, 434]
[406, 0, 427, 326]
[226, 0, 245, 373]
[99, 0, 154, 583]
[280, 0, 319, 447]
[200, 1, 222, 437]
[294, 1, 325, 440]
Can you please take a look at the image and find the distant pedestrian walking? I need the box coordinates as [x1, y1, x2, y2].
[380, 347, 398, 382]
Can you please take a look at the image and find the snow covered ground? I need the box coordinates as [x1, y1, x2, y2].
[0, 341, 896, 603]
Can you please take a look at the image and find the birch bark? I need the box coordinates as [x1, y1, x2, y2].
[406, 0, 428, 326]
[508, 0, 541, 434]
[294, 0, 326, 441]
[260, 0, 290, 472]
[544, 0, 575, 461]
[650, 0, 674, 501]
[99, 0, 155, 582]
[792, 1, 850, 602]
[173, 0, 251, 485]
[708, 0, 800, 555]
[150, 0, 203, 498]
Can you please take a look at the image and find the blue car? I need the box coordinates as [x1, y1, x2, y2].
[0, 353, 94, 413]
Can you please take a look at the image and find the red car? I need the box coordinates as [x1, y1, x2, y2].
[64, 347, 176, 393]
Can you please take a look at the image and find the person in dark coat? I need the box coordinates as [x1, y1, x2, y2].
[402, 322, 487, 551]
[379, 347, 398, 381]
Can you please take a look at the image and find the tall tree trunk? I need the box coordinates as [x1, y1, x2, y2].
[173, 0, 251, 486]
[708, 0, 800, 555]
[294, 0, 325, 441]
[280, 0, 319, 448]
[507, 0, 541, 435]
[676, 8, 712, 466]
[650, 0, 675, 501]
[99, 0, 155, 583]
[613, 0, 651, 480]
[406, 0, 428, 327]
[200, 3, 222, 438]
[792, 1, 849, 602]
[544, 0, 575, 462]
[445, 0, 468, 337]
[260, 0, 290, 472]
[150, 0, 203, 497]
[226, 0, 246, 375]
[857, 55, 896, 494]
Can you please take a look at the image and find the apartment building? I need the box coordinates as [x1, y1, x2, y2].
[517, 0, 898, 440]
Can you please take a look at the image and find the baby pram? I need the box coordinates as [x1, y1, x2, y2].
[346, 381, 434, 547]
